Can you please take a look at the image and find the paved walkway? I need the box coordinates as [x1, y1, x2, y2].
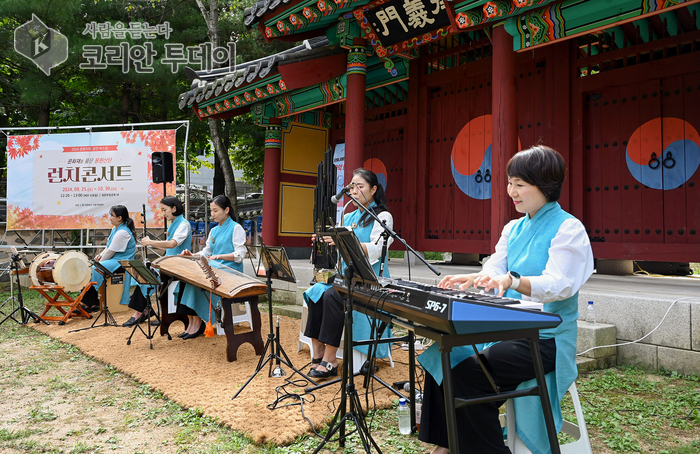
[243, 256, 700, 303]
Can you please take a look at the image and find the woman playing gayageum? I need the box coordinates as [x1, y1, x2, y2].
[176, 195, 246, 339]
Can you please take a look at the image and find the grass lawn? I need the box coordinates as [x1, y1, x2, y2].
[0, 288, 698, 453]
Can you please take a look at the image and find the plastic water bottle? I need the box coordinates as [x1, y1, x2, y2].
[414, 392, 423, 431]
[398, 397, 411, 434]
[586, 301, 596, 325]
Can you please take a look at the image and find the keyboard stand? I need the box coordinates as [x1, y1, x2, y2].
[431, 325, 560, 454]
[345, 303, 561, 454]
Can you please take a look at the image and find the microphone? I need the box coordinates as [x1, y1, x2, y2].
[393, 380, 411, 392]
[330, 182, 354, 204]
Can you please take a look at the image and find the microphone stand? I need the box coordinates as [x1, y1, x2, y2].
[343, 193, 437, 428]
[343, 193, 441, 278]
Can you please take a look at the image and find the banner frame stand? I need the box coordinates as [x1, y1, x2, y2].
[0, 120, 192, 254]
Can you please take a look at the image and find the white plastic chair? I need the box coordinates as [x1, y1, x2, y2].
[163, 281, 252, 335]
[298, 301, 394, 374]
[500, 382, 592, 454]
[216, 301, 253, 335]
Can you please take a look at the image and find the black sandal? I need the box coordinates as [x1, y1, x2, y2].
[308, 361, 338, 378]
[122, 316, 139, 327]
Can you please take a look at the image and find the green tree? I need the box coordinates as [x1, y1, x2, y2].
[0, 0, 216, 180]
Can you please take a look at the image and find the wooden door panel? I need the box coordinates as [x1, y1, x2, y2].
[682, 72, 700, 244]
[427, 85, 443, 240]
[440, 81, 456, 241]
[453, 77, 472, 241]
[661, 76, 688, 245]
[638, 80, 664, 244]
[364, 128, 405, 244]
[600, 86, 622, 244]
[618, 84, 644, 243]
[583, 92, 603, 242]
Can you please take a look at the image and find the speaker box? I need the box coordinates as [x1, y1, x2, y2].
[152, 151, 174, 183]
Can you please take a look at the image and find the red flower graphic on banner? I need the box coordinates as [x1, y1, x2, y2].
[7, 205, 113, 230]
[121, 130, 176, 154]
[7, 135, 42, 159]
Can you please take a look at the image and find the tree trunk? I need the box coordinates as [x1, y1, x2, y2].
[222, 119, 238, 214]
[213, 152, 224, 196]
[207, 117, 238, 219]
[38, 101, 50, 133]
[131, 83, 142, 123]
[196, 0, 238, 217]
[121, 83, 131, 124]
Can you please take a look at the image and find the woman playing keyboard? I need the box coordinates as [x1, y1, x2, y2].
[419, 145, 594, 454]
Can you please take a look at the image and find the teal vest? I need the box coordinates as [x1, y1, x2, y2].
[303, 202, 392, 357]
[106, 223, 136, 264]
[166, 215, 192, 256]
[209, 217, 243, 272]
[507, 202, 580, 454]
[90, 223, 136, 305]
[417, 202, 580, 454]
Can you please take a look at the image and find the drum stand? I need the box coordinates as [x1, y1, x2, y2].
[0, 256, 48, 326]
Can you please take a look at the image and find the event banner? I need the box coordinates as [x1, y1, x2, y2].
[7, 130, 176, 230]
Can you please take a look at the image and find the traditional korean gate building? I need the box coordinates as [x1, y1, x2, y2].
[178, 0, 700, 265]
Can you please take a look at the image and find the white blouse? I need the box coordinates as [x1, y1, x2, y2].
[100, 229, 132, 261]
[169, 221, 190, 246]
[196, 223, 247, 263]
[480, 217, 594, 304]
[363, 211, 394, 265]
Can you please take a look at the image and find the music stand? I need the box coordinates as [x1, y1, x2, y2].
[312, 227, 383, 454]
[69, 260, 118, 333]
[232, 243, 319, 399]
[119, 260, 162, 349]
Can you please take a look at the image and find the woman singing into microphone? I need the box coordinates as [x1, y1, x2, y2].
[122, 196, 192, 327]
[177, 195, 246, 339]
[80, 205, 137, 312]
[304, 168, 393, 379]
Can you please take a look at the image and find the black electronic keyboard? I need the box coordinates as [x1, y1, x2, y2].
[335, 278, 561, 336]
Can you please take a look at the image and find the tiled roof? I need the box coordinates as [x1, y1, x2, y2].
[178, 36, 329, 111]
[243, 0, 295, 27]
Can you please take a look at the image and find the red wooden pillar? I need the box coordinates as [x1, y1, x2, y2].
[491, 25, 518, 250]
[262, 118, 282, 246]
[345, 38, 367, 183]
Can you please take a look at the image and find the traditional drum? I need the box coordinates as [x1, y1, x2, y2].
[29, 251, 92, 292]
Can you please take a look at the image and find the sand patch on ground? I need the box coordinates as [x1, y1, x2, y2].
[31, 310, 413, 445]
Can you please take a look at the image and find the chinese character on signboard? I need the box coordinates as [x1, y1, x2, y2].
[365, 0, 449, 47]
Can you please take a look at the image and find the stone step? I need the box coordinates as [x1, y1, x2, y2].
[577, 354, 617, 372]
[262, 304, 303, 320]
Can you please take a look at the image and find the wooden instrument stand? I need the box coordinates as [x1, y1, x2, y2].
[33, 283, 96, 325]
[160, 295, 264, 362]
